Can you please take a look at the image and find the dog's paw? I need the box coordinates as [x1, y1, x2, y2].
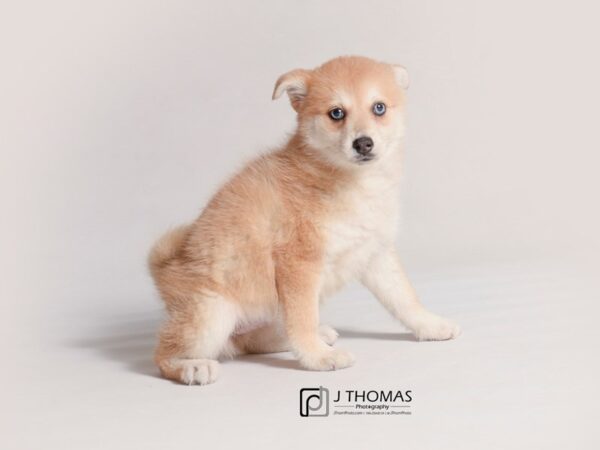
[318, 324, 339, 345]
[300, 348, 355, 371]
[413, 314, 461, 341]
[179, 359, 220, 385]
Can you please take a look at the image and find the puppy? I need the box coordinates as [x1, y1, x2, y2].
[149, 56, 460, 385]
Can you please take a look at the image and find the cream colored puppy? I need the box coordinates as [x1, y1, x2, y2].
[149, 56, 460, 385]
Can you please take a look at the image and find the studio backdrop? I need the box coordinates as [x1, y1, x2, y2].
[2, 1, 599, 449]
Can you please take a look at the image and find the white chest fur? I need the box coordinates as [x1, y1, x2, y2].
[319, 167, 401, 298]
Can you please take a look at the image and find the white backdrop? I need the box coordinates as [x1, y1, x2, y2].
[2, 1, 599, 449]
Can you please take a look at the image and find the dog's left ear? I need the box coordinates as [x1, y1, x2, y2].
[392, 65, 409, 90]
[272, 69, 311, 112]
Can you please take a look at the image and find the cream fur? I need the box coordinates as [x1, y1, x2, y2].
[149, 56, 460, 385]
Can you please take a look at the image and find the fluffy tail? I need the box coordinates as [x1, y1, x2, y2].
[148, 224, 190, 277]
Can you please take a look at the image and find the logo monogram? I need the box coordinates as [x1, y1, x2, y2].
[299, 386, 330, 417]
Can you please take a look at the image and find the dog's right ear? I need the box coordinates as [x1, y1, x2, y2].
[272, 69, 311, 112]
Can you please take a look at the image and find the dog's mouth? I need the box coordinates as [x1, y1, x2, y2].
[355, 154, 376, 164]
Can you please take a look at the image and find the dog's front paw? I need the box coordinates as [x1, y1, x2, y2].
[179, 359, 220, 385]
[413, 314, 461, 341]
[300, 348, 355, 371]
[318, 324, 339, 345]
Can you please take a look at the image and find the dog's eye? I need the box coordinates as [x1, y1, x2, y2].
[373, 102, 386, 116]
[328, 108, 345, 121]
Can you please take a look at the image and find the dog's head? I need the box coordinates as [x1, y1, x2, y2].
[273, 56, 408, 168]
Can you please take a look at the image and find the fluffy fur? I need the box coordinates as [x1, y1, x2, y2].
[149, 56, 460, 385]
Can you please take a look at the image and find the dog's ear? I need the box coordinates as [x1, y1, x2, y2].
[392, 65, 409, 90]
[272, 69, 311, 112]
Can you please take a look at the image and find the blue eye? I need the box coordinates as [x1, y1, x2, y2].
[328, 108, 345, 120]
[373, 102, 386, 116]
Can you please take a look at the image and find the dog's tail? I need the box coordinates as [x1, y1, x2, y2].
[148, 224, 191, 277]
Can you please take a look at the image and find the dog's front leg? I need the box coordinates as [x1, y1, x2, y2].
[277, 260, 355, 371]
[361, 249, 461, 341]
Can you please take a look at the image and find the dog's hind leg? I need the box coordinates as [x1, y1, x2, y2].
[155, 292, 237, 385]
[232, 322, 290, 354]
[233, 322, 339, 354]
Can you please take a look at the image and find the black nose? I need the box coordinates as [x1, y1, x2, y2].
[352, 136, 374, 155]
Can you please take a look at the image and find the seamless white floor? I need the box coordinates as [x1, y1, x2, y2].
[4, 258, 598, 449]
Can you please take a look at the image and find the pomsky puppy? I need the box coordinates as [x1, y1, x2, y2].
[149, 56, 460, 385]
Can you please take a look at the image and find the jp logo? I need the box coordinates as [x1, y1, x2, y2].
[299, 386, 330, 417]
